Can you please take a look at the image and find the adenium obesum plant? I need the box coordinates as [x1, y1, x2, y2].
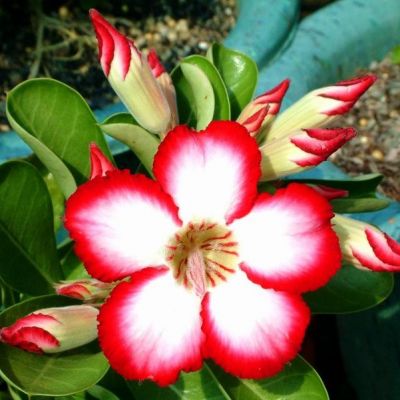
[2, 9, 400, 392]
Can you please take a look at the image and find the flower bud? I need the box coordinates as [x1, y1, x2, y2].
[237, 79, 289, 138]
[265, 75, 376, 141]
[333, 214, 400, 272]
[55, 279, 115, 302]
[90, 9, 172, 136]
[308, 184, 348, 201]
[0, 306, 99, 354]
[89, 143, 115, 180]
[260, 127, 356, 180]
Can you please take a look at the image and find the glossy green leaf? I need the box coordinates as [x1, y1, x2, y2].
[0, 161, 62, 295]
[207, 43, 258, 119]
[172, 62, 215, 130]
[0, 296, 109, 397]
[26, 156, 65, 232]
[100, 114, 159, 176]
[61, 247, 89, 280]
[6, 78, 112, 198]
[181, 55, 230, 121]
[209, 357, 328, 400]
[330, 197, 390, 213]
[128, 363, 231, 400]
[86, 386, 120, 400]
[304, 264, 394, 314]
[287, 173, 388, 213]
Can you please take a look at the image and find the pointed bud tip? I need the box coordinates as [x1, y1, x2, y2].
[147, 49, 166, 78]
[89, 143, 115, 180]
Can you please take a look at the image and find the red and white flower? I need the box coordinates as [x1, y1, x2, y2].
[65, 121, 341, 386]
[0, 306, 99, 354]
[333, 214, 400, 272]
[90, 10, 176, 136]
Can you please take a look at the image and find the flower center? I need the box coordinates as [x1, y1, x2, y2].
[166, 221, 239, 297]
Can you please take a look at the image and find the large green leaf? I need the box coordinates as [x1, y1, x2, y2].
[209, 357, 328, 400]
[304, 264, 394, 314]
[6, 78, 112, 198]
[0, 296, 109, 397]
[128, 357, 328, 400]
[0, 161, 62, 296]
[100, 113, 159, 176]
[172, 62, 215, 130]
[289, 174, 389, 213]
[207, 44, 258, 119]
[128, 363, 231, 400]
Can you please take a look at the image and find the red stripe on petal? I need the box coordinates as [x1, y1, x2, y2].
[89, 9, 134, 78]
[65, 170, 181, 282]
[231, 183, 341, 293]
[98, 268, 203, 386]
[89, 143, 115, 180]
[254, 79, 290, 110]
[241, 106, 269, 136]
[147, 48, 166, 78]
[153, 122, 261, 224]
[201, 272, 310, 379]
[318, 75, 376, 115]
[365, 228, 400, 267]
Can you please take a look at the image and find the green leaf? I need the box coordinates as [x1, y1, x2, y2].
[287, 174, 388, 213]
[0, 296, 109, 397]
[26, 156, 65, 232]
[61, 247, 90, 280]
[86, 386, 120, 400]
[207, 44, 258, 119]
[209, 357, 328, 400]
[100, 113, 159, 176]
[128, 363, 231, 400]
[181, 56, 230, 121]
[288, 173, 383, 193]
[172, 62, 215, 130]
[304, 264, 394, 314]
[0, 161, 62, 296]
[6, 78, 112, 198]
[390, 44, 400, 64]
[330, 197, 390, 213]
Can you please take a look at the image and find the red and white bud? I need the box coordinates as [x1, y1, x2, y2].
[333, 214, 400, 272]
[89, 143, 115, 180]
[0, 306, 99, 354]
[265, 75, 376, 141]
[147, 49, 178, 131]
[55, 279, 115, 302]
[89, 9, 172, 136]
[237, 79, 289, 138]
[309, 184, 349, 201]
[260, 127, 356, 180]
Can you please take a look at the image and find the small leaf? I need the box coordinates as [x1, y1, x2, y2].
[100, 114, 159, 176]
[128, 363, 232, 400]
[0, 161, 62, 295]
[61, 247, 90, 280]
[172, 62, 215, 130]
[304, 264, 394, 314]
[209, 356, 328, 400]
[6, 79, 112, 198]
[331, 197, 390, 213]
[207, 43, 258, 119]
[0, 296, 109, 397]
[181, 55, 230, 121]
[390, 44, 400, 64]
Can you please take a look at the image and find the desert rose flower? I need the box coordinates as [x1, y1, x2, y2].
[333, 214, 400, 272]
[89, 143, 116, 179]
[65, 121, 341, 386]
[0, 306, 99, 354]
[90, 10, 176, 136]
